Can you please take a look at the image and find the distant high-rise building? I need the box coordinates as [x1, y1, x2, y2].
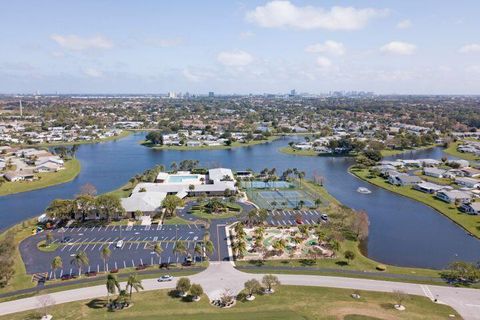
[208, 91, 214, 97]
[290, 89, 296, 96]
[168, 91, 177, 99]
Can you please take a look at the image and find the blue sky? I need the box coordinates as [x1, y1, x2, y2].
[1, 0, 480, 94]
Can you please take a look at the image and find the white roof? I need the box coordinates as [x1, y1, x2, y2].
[208, 168, 234, 182]
[156, 172, 169, 181]
[121, 192, 166, 212]
[133, 180, 236, 194]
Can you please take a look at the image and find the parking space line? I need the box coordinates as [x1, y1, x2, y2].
[123, 261, 127, 268]
[131, 259, 135, 267]
[128, 242, 134, 250]
[135, 242, 141, 250]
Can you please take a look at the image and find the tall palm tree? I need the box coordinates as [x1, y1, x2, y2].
[234, 222, 246, 240]
[194, 243, 202, 261]
[70, 251, 89, 271]
[106, 274, 120, 303]
[126, 273, 144, 300]
[173, 241, 187, 264]
[272, 239, 286, 256]
[204, 240, 214, 259]
[154, 242, 163, 258]
[101, 245, 111, 272]
[51, 256, 62, 279]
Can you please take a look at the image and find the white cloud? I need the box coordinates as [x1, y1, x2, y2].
[246, 1, 388, 30]
[380, 41, 416, 55]
[305, 40, 345, 56]
[51, 34, 113, 51]
[217, 50, 254, 66]
[183, 68, 202, 82]
[316, 56, 332, 68]
[83, 68, 103, 78]
[396, 19, 412, 29]
[459, 43, 480, 54]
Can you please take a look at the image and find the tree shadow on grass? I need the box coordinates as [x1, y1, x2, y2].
[248, 260, 265, 267]
[299, 259, 316, 266]
[380, 303, 394, 310]
[335, 261, 348, 267]
[86, 298, 107, 309]
[23, 312, 42, 320]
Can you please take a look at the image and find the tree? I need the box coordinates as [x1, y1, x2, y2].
[363, 149, 383, 162]
[393, 290, 408, 308]
[146, 131, 163, 145]
[173, 241, 187, 263]
[344, 250, 356, 265]
[78, 183, 97, 196]
[162, 195, 184, 217]
[441, 261, 480, 284]
[262, 274, 280, 293]
[234, 222, 246, 240]
[154, 242, 163, 258]
[189, 283, 203, 301]
[70, 251, 89, 270]
[126, 273, 144, 300]
[204, 240, 214, 258]
[272, 239, 286, 256]
[45, 199, 74, 220]
[176, 277, 191, 296]
[45, 232, 53, 246]
[244, 279, 261, 298]
[51, 256, 62, 279]
[101, 245, 111, 272]
[96, 194, 125, 222]
[351, 210, 370, 241]
[106, 274, 121, 302]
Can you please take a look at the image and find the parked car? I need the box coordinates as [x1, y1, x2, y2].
[116, 240, 124, 248]
[295, 218, 304, 224]
[159, 263, 170, 269]
[85, 271, 97, 277]
[321, 214, 329, 221]
[157, 275, 173, 282]
[61, 236, 72, 243]
[135, 264, 148, 271]
[61, 273, 77, 281]
[110, 268, 119, 273]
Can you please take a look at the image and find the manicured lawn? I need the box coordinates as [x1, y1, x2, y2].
[351, 168, 480, 238]
[279, 146, 319, 156]
[3, 285, 459, 320]
[443, 141, 479, 161]
[142, 136, 278, 151]
[379, 144, 437, 157]
[0, 159, 81, 196]
[37, 240, 60, 252]
[189, 201, 242, 220]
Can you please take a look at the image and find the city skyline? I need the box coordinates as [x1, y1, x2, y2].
[1, 1, 480, 94]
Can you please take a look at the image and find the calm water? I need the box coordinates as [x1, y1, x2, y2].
[1, 132, 479, 269]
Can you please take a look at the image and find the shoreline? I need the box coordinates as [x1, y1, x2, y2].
[141, 135, 279, 151]
[349, 166, 480, 240]
[0, 158, 81, 197]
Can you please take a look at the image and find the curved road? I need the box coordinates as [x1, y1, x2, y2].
[0, 262, 479, 319]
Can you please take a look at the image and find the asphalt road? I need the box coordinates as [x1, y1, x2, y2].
[1, 262, 479, 320]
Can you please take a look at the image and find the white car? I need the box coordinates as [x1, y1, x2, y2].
[116, 240, 124, 248]
[157, 275, 174, 282]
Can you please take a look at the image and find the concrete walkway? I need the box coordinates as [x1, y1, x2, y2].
[1, 262, 480, 319]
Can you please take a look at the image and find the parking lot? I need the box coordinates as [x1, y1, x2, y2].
[20, 224, 207, 278]
[266, 210, 326, 226]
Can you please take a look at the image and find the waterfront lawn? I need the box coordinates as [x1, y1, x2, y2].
[2, 285, 458, 320]
[444, 141, 479, 161]
[143, 136, 278, 151]
[279, 146, 319, 156]
[380, 144, 437, 157]
[0, 159, 81, 196]
[351, 168, 480, 238]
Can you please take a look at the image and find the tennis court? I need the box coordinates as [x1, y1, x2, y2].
[241, 180, 293, 189]
[247, 189, 315, 209]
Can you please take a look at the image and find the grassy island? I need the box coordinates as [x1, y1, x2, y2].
[142, 136, 278, 151]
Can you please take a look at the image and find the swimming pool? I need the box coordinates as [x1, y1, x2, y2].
[167, 175, 199, 183]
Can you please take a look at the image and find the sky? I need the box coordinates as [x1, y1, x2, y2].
[1, 0, 480, 94]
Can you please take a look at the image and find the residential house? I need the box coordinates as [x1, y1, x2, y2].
[423, 167, 447, 178]
[414, 182, 447, 194]
[461, 167, 480, 178]
[455, 177, 480, 189]
[460, 202, 480, 215]
[436, 190, 472, 204]
[388, 173, 423, 186]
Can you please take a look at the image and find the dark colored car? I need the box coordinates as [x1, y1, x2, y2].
[110, 268, 119, 273]
[159, 263, 170, 269]
[85, 271, 97, 277]
[61, 236, 72, 243]
[61, 273, 77, 281]
[135, 264, 148, 271]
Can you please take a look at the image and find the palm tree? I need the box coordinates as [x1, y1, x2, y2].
[173, 240, 187, 264]
[233, 239, 247, 259]
[204, 240, 214, 259]
[126, 273, 144, 301]
[153, 242, 163, 260]
[51, 256, 62, 280]
[106, 274, 120, 303]
[101, 245, 111, 272]
[70, 251, 89, 271]
[272, 239, 286, 256]
[194, 243, 203, 261]
[234, 222, 246, 240]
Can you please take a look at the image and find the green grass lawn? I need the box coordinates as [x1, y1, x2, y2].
[0, 159, 81, 196]
[2, 285, 459, 320]
[189, 201, 242, 220]
[379, 144, 438, 157]
[443, 141, 479, 161]
[351, 167, 480, 238]
[279, 146, 319, 156]
[142, 136, 278, 151]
